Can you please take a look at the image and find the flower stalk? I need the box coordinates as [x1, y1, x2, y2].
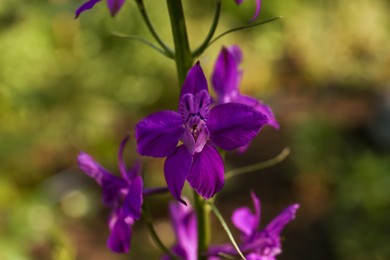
[166, 0, 193, 86]
[193, 191, 211, 260]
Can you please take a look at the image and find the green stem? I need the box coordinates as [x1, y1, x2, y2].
[135, 0, 174, 57]
[142, 205, 181, 260]
[208, 16, 282, 47]
[193, 191, 210, 260]
[192, 0, 222, 58]
[225, 147, 290, 180]
[166, 0, 193, 86]
[207, 201, 246, 260]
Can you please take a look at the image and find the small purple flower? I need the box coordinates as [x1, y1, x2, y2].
[235, 0, 262, 20]
[162, 199, 197, 260]
[208, 193, 299, 259]
[77, 135, 143, 253]
[75, 0, 125, 18]
[136, 62, 268, 203]
[212, 45, 279, 130]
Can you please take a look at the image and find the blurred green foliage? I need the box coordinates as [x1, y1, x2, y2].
[0, 0, 389, 259]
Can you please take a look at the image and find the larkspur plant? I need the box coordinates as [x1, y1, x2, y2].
[75, 0, 299, 259]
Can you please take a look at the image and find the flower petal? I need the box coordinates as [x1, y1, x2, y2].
[180, 62, 208, 98]
[212, 47, 241, 102]
[208, 103, 268, 150]
[164, 145, 193, 204]
[236, 95, 279, 129]
[186, 144, 224, 199]
[107, 215, 132, 253]
[123, 175, 143, 220]
[232, 207, 258, 237]
[75, 0, 102, 18]
[265, 204, 299, 236]
[169, 201, 198, 260]
[106, 0, 125, 17]
[117, 134, 141, 182]
[252, 0, 262, 20]
[136, 111, 183, 158]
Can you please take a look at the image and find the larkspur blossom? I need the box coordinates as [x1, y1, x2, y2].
[212, 45, 279, 130]
[235, 0, 262, 20]
[77, 135, 143, 253]
[162, 199, 197, 260]
[75, 0, 125, 18]
[136, 62, 268, 203]
[208, 192, 299, 259]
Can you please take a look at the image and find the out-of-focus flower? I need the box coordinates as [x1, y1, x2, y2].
[75, 0, 125, 18]
[136, 62, 268, 203]
[208, 192, 299, 259]
[235, 0, 262, 20]
[77, 135, 142, 253]
[212, 45, 279, 130]
[162, 199, 197, 260]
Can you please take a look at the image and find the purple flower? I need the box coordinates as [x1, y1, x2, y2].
[208, 193, 299, 259]
[77, 135, 143, 253]
[75, 0, 125, 18]
[162, 199, 197, 260]
[136, 62, 268, 203]
[235, 0, 262, 20]
[212, 45, 279, 130]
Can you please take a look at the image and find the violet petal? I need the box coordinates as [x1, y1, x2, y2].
[180, 62, 208, 98]
[107, 216, 132, 253]
[212, 47, 241, 101]
[208, 103, 268, 150]
[232, 207, 258, 237]
[186, 144, 224, 199]
[164, 145, 193, 204]
[106, 0, 125, 17]
[123, 175, 143, 220]
[136, 110, 183, 158]
[265, 204, 299, 236]
[75, 0, 102, 18]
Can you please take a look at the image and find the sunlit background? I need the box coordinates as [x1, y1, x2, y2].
[1, 0, 390, 259]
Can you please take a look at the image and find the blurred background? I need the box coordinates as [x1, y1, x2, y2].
[1, 0, 389, 259]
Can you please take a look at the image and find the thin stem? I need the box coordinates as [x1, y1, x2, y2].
[112, 32, 174, 58]
[192, 0, 222, 58]
[207, 201, 246, 260]
[208, 16, 282, 47]
[166, 0, 193, 86]
[142, 205, 181, 260]
[225, 147, 290, 180]
[135, 0, 174, 57]
[193, 191, 210, 260]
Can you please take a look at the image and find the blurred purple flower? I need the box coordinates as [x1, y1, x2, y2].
[235, 0, 262, 20]
[162, 199, 197, 260]
[75, 0, 125, 18]
[77, 135, 143, 253]
[212, 45, 279, 131]
[136, 62, 268, 203]
[208, 192, 299, 259]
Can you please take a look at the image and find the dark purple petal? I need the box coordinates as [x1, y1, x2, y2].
[235, 95, 279, 129]
[122, 175, 143, 220]
[228, 45, 243, 64]
[208, 103, 268, 150]
[77, 152, 111, 186]
[186, 144, 224, 199]
[169, 201, 198, 260]
[75, 0, 102, 18]
[212, 47, 241, 101]
[107, 215, 132, 253]
[136, 111, 183, 158]
[164, 145, 193, 204]
[232, 207, 258, 237]
[251, 192, 261, 227]
[265, 204, 299, 236]
[181, 128, 196, 155]
[117, 134, 141, 182]
[106, 0, 125, 17]
[180, 62, 208, 98]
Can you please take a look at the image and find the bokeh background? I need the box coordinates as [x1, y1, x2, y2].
[1, 0, 390, 259]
